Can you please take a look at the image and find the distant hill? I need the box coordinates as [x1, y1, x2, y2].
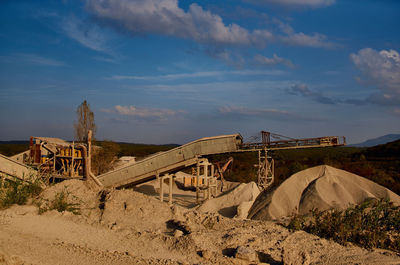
[363, 139, 400, 159]
[352, 134, 400, 147]
[0, 140, 179, 158]
[0, 141, 30, 144]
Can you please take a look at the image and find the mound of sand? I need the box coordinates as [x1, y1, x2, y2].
[197, 182, 260, 218]
[39, 179, 182, 231]
[100, 188, 178, 232]
[248, 165, 400, 221]
[39, 179, 101, 223]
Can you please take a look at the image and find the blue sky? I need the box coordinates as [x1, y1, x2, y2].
[0, 0, 399, 144]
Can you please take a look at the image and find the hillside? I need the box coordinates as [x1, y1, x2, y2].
[352, 134, 400, 147]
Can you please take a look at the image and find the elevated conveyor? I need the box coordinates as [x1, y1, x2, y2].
[0, 154, 37, 181]
[97, 134, 243, 188]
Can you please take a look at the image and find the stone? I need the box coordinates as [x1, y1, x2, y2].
[174, 229, 184, 238]
[235, 246, 258, 262]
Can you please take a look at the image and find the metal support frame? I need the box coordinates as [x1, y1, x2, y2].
[257, 148, 274, 190]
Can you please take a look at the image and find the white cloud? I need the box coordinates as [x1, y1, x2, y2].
[342, 48, 400, 110]
[110, 69, 286, 81]
[245, 0, 335, 8]
[274, 20, 336, 49]
[85, 0, 335, 49]
[86, 0, 258, 46]
[351, 48, 400, 96]
[62, 15, 110, 53]
[254, 54, 295, 68]
[280, 32, 336, 48]
[102, 105, 182, 121]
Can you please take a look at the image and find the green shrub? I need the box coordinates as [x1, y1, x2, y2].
[0, 177, 42, 208]
[38, 189, 81, 215]
[286, 199, 400, 253]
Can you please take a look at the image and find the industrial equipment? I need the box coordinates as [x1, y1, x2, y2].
[29, 137, 88, 179]
[241, 131, 346, 190]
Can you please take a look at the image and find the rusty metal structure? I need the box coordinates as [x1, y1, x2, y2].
[29, 137, 88, 179]
[241, 131, 346, 190]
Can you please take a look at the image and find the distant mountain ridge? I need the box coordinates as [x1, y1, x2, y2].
[352, 134, 400, 147]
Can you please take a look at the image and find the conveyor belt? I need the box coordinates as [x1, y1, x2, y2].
[97, 134, 243, 188]
[0, 154, 36, 181]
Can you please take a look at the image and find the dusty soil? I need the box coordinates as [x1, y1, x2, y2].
[1, 175, 400, 265]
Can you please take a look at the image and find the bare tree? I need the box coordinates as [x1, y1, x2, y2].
[74, 100, 96, 142]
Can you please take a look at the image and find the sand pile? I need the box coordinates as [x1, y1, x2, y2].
[39, 179, 101, 223]
[249, 165, 400, 221]
[197, 182, 260, 218]
[40, 179, 181, 231]
[100, 188, 179, 232]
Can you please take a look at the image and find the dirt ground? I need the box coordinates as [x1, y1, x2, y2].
[1, 179, 400, 265]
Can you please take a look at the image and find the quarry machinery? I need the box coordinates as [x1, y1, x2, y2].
[240, 131, 346, 190]
[95, 131, 344, 202]
[28, 136, 89, 180]
[9, 130, 344, 204]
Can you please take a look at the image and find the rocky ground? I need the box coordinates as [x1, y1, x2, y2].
[1, 179, 400, 265]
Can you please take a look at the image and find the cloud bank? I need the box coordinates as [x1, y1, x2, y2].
[351, 48, 400, 106]
[102, 105, 182, 121]
[85, 0, 335, 49]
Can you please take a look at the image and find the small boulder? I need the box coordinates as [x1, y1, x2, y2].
[174, 229, 184, 238]
[235, 246, 258, 262]
[201, 249, 212, 260]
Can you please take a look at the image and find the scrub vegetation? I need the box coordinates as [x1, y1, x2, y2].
[0, 177, 42, 209]
[286, 199, 400, 253]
